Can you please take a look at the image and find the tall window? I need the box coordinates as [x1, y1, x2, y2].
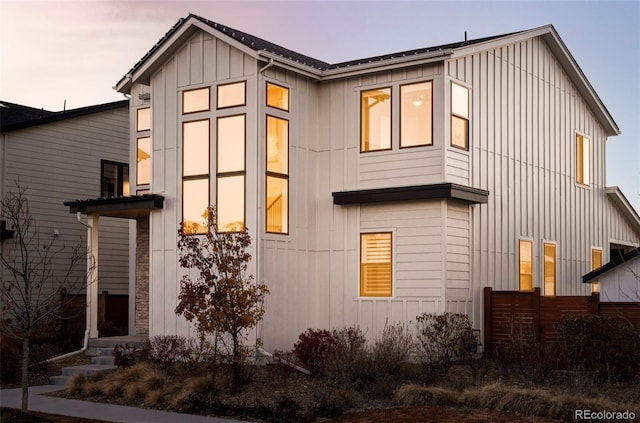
[101, 160, 129, 198]
[519, 239, 533, 291]
[361, 88, 391, 152]
[360, 233, 392, 297]
[136, 107, 151, 192]
[576, 134, 590, 186]
[216, 114, 245, 232]
[266, 82, 290, 234]
[182, 119, 210, 234]
[592, 248, 603, 293]
[543, 243, 556, 296]
[400, 81, 432, 147]
[451, 82, 469, 149]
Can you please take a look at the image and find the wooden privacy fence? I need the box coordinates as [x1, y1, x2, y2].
[483, 287, 640, 352]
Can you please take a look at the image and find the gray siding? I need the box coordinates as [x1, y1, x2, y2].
[1, 107, 130, 295]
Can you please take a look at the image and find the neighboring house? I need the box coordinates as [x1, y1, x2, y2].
[1, 100, 131, 334]
[65, 14, 640, 350]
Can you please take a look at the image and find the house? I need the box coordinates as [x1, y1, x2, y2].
[1, 100, 131, 335]
[65, 14, 640, 350]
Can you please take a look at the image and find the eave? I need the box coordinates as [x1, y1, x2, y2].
[606, 186, 640, 232]
[582, 247, 640, 284]
[332, 183, 489, 206]
[64, 194, 164, 219]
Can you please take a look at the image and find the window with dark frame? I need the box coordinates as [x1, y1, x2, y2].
[451, 82, 469, 149]
[101, 160, 130, 198]
[182, 119, 210, 234]
[266, 82, 290, 234]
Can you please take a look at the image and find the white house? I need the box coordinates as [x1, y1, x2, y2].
[66, 14, 640, 350]
[1, 100, 131, 334]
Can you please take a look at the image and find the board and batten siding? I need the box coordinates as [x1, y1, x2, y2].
[146, 29, 258, 338]
[445, 36, 629, 328]
[1, 107, 130, 295]
[606, 199, 640, 251]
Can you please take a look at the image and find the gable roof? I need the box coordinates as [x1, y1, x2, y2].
[114, 14, 618, 136]
[583, 247, 640, 283]
[607, 186, 640, 233]
[1, 100, 128, 133]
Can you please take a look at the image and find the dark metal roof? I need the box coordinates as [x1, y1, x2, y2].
[332, 183, 489, 205]
[1, 100, 128, 132]
[65, 194, 164, 219]
[0, 101, 55, 129]
[582, 247, 640, 283]
[118, 13, 521, 84]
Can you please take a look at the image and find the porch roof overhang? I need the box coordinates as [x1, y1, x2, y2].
[64, 194, 164, 218]
[332, 183, 489, 205]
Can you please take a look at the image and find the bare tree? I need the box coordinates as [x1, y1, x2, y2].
[0, 186, 89, 413]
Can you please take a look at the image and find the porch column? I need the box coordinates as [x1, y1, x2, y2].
[88, 214, 99, 338]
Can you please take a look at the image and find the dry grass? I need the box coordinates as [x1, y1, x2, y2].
[394, 384, 461, 407]
[168, 374, 215, 409]
[65, 373, 86, 395]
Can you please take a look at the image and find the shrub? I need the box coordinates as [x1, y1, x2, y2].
[394, 383, 460, 407]
[554, 314, 640, 383]
[149, 335, 188, 369]
[293, 328, 336, 377]
[113, 343, 148, 368]
[415, 312, 473, 375]
[325, 326, 370, 388]
[371, 320, 414, 377]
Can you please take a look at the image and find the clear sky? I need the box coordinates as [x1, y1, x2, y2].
[1, 0, 639, 211]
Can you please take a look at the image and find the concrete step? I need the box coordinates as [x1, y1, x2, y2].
[91, 355, 115, 365]
[61, 364, 116, 377]
[87, 337, 147, 349]
[49, 375, 71, 386]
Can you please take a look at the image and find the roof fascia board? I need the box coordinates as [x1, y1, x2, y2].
[116, 17, 262, 93]
[606, 186, 640, 230]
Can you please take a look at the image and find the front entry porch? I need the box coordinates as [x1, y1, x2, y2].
[65, 194, 164, 338]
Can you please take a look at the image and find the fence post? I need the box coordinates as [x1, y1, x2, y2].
[532, 287, 541, 342]
[483, 287, 492, 354]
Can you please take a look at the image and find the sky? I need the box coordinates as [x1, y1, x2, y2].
[1, 0, 639, 212]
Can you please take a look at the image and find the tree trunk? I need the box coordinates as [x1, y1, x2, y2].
[21, 334, 29, 413]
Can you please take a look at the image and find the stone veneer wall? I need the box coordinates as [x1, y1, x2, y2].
[135, 217, 149, 336]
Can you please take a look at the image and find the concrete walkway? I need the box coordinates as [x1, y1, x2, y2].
[0, 385, 249, 423]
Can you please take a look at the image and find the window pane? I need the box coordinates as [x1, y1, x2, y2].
[361, 88, 391, 152]
[137, 137, 151, 185]
[577, 134, 591, 186]
[183, 120, 209, 177]
[267, 82, 289, 111]
[137, 107, 150, 132]
[451, 83, 469, 118]
[544, 243, 556, 297]
[360, 233, 392, 297]
[183, 87, 210, 114]
[519, 240, 533, 291]
[592, 248, 602, 293]
[217, 115, 245, 173]
[217, 82, 245, 109]
[267, 116, 288, 174]
[123, 165, 130, 196]
[451, 115, 468, 149]
[266, 176, 288, 234]
[183, 178, 209, 234]
[102, 163, 118, 197]
[401, 82, 432, 147]
[217, 176, 244, 232]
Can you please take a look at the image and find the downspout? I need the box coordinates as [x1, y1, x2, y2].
[44, 212, 92, 363]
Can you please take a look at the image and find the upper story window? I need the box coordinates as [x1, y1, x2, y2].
[183, 87, 210, 114]
[267, 82, 289, 111]
[361, 88, 391, 152]
[576, 134, 590, 186]
[360, 232, 393, 297]
[136, 107, 150, 132]
[519, 239, 533, 291]
[217, 81, 246, 109]
[451, 82, 469, 149]
[400, 81, 433, 148]
[101, 160, 129, 198]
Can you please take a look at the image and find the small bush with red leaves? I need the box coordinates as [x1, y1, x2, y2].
[293, 328, 336, 377]
[149, 335, 188, 369]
